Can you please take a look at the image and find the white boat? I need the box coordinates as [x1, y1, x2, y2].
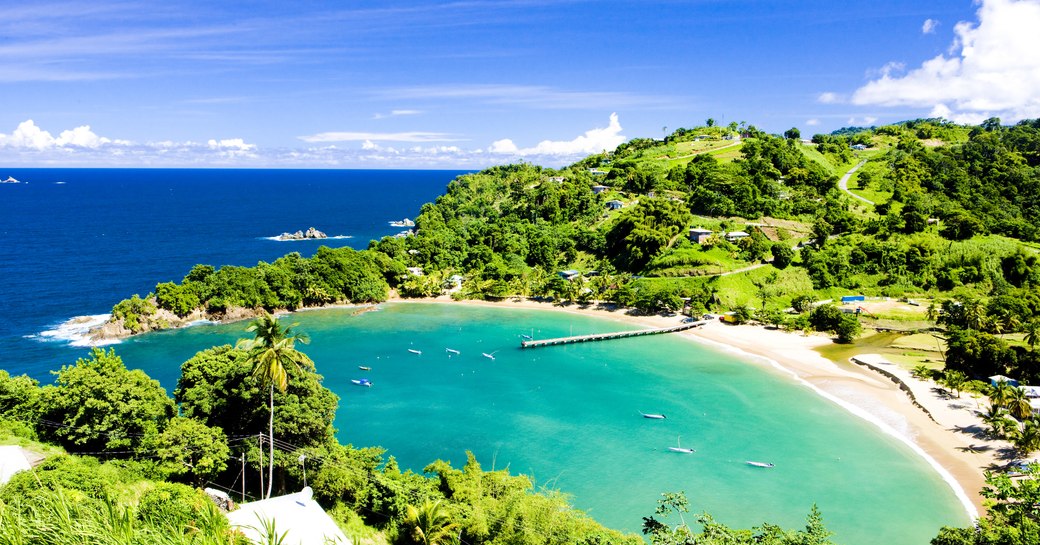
[351, 378, 372, 387]
[358, 365, 371, 371]
[445, 348, 460, 355]
[640, 412, 666, 420]
[408, 349, 422, 355]
[482, 352, 496, 360]
[667, 436, 695, 454]
[746, 461, 774, 468]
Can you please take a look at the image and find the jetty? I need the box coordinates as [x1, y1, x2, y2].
[520, 320, 707, 349]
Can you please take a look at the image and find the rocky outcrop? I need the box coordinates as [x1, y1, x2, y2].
[276, 227, 327, 240]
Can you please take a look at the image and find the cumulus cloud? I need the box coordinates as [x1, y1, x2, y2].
[817, 92, 841, 104]
[851, 0, 1040, 123]
[0, 119, 119, 149]
[922, 18, 939, 34]
[805, 118, 820, 127]
[847, 116, 878, 126]
[489, 113, 625, 157]
[207, 138, 255, 151]
[299, 131, 460, 143]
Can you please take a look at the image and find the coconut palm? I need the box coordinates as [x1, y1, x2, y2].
[403, 500, 458, 545]
[980, 404, 1011, 439]
[1007, 387, 1035, 421]
[989, 380, 1016, 410]
[941, 370, 967, 398]
[237, 312, 313, 499]
[1014, 416, 1040, 456]
[1025, 319, 1040, 350]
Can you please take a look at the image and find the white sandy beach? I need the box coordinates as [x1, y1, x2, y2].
[389, 295, 1007, 518]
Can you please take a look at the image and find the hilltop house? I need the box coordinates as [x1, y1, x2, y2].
[689, 227, 713, 244]
[226, 487, 348, 545]
[724, 231, 750, 242]
[592, 184, 609, 194]
[606, 199, 624, 210]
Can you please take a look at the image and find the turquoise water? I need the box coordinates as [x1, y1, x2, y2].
[114, 303, 968, 544]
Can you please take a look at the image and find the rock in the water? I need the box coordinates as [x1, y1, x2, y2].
[277, 227, 327, 240]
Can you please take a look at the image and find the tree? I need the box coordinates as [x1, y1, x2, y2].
[402, 500, 459, 545]
[39, 348, 174, 453]
[146, 416, 231, 486]
[933, 462, 1040, 544]
[942, 370, 968, 398]
[770, 243, 795, 270]
[237, 312, 315, 499]
[784, 127, 801, 141]
[1026, 320, 1040, 350]
[1007, 387, 1034, 421]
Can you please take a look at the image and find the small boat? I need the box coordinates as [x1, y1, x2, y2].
[482, 352, 496, 360]
[520, 334, 533, 340]
[358, 365, 371, 371]
[445, 348, 460, 355]
[667, 435, 695, 454]
[746, 461, 775, 468]
[408, 349, 422, 355]
[640, 412, 667, 420]
[351, 379, 372, 387]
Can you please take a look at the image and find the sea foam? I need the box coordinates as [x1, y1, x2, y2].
[36, 314, 120, 347]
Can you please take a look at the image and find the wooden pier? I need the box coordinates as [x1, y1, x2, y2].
[520, 320, 708, 349]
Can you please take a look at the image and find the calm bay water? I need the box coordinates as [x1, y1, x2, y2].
[0, 169, 968, 543]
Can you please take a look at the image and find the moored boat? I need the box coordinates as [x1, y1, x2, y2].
[445, 348, 460, 355]
[351, 378, 372, 387]
[408, 349, 422, 355]
[746, 461, 774, 468]
[640, 412, 667, 419]
[358, 365, 371, 371]
[667, 435, 695, 454]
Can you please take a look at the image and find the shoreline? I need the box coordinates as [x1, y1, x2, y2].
[76, 293, 996, 520]
[388, 295, 994, 520]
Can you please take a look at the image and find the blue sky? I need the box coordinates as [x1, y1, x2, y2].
[1, 0, 1037, 168]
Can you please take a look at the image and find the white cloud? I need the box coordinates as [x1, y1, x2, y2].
[490, 113, 626, 157]
[817, 92, 841, 104]
[851, 0, 1040, 123]
[56, 125, 112, 148]
[207, 138, 255, 151]
[847, 116, 879, 126]
[922, 18, 939, 34]
[0, 119, 117, 150]
[805, 118, 820, 127]
[298, 131, 461, 143]
[372, 109, 423, 120]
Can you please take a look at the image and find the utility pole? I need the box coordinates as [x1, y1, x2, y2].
[258, 434, 265, 499]
[241, 452, 246, 503]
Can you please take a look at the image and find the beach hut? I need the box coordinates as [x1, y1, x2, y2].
[226, 487, 348, 545]
[989, 375, 1019, 387]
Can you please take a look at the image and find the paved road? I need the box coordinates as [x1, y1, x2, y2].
[838, 159, 872, 205]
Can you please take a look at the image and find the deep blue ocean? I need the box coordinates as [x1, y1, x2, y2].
[0, 168, 463, 378]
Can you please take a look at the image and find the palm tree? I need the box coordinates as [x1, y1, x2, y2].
[1007, 387, 1035, 421]
[990, 380, 1016, 410]
[237, 312, 314, 499]
[1025, 319, 1040, 350]
[1014, 416, 1040, 456]
[403, 500, 458, 545]
[980, 404, 1010, 439]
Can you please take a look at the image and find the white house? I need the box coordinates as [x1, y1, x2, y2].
[226, 487, 349, 545]
[606, 200, 624, 210]
[0, 446, 32, 486]
[724, 231, 750, 242]
[689, 227, 713, 244]
[591, 184, 609, 194]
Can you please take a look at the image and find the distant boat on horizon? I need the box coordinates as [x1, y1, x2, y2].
[667, 435, 695, 454]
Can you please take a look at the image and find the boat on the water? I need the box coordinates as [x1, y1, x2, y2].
[351, 378, 372, 387]
[408, 349, 422, 355]
[445, 348, 460, 355]
[482, 352, 496, 360]
[520, 334, 533, 340]
[358, 365, 371, 371]
[640, 412, 667, 420]
[746, 461, 774, 468]
[667, 435, 695, 454]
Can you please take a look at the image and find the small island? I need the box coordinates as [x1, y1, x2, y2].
[1, 176, 21, 184]
[389, 217, 415, 227]
[275, 227, 327, 240]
